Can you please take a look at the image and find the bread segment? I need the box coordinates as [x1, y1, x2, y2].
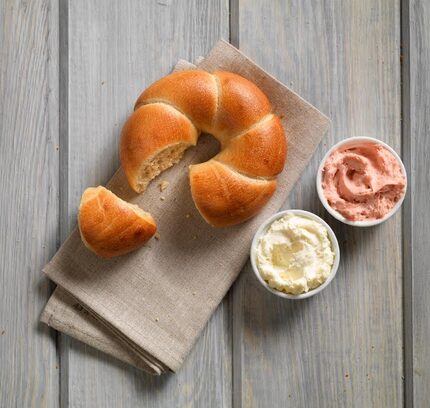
[211, 71, 272, 142]
[120, 103, 198, 192]
[135, 70, 218, 133]
[78, 186, 157, 258]
[189, 160, 277, 227]
[215, 115, 286, 178]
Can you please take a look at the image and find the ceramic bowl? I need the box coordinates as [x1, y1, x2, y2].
[316, 136, 407, 227]
[250, 209, 340, 300]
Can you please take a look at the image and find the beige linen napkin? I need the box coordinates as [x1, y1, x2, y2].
[41, 40, 330, 375]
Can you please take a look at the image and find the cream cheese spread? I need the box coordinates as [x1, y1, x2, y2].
[256, 213, 335, 295]
[322, 141, 406, 221]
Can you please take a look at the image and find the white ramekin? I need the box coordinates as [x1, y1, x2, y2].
[250, 209, 340, 300]
[316, 136, 407, 227]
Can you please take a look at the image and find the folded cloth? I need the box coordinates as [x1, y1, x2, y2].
[40, 40, 330, 374]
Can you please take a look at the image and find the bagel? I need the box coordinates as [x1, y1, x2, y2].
[78, 186, 157, 257]
[120, 70, 287, 227]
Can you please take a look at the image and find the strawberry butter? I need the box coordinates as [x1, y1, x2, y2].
[322, 141, 406, 221]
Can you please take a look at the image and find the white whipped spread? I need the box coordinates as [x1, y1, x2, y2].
[256, 214, 335, 295]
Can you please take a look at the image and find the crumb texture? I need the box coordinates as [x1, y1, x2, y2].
[136, 143, 189, 192]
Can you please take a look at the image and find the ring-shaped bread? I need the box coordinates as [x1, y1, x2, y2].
[120, 70, 287, 227]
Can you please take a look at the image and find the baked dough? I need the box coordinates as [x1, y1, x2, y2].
[78, 186, 156, 257]
[120, 70, 287, 227]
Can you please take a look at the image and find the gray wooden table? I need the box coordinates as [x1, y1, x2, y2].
[0, 0, 428, 407]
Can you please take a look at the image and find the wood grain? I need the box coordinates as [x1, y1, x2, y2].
[60, 0, 231, 406]
[233, 1, 403, 406]
[0, 0, 59, 407]
[404, 0, 430, 406]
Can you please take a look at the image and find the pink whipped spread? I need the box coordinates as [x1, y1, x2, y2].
[322, 142, 406, 221]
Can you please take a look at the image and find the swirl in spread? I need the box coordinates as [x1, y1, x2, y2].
[322, 142, 406, 221]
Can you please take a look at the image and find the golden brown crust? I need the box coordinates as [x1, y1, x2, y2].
[78, 186, 157, 258]
[135, 70, 218, 133]
[120, 69, 287, 228]
[211, 71, 272, 141]
[189, 160, 277, 227]
[120, 103, 198, 192]
[214, 115, 287, 178]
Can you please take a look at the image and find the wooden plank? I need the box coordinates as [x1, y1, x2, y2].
[233, 1, 403, 406]
[403, 0, 430, 405]
[0, 0, 60, 407]
[61, 0, 231, 406]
